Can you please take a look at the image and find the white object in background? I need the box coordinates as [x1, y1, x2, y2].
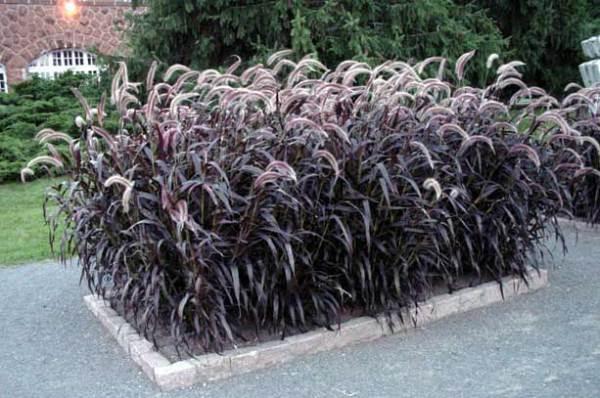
[587, 61, 596, 87]
[592, 60, 600, 85]
[589, 38, 597, 57]
[581, 36, 600, 59]
[581, 59, 600, 87]
[0, 64, 7, 93]
[592, 37, 600, 58]
[579, 36, 600, 87]
[579, 62, 590, 87]
[582, 38, 594, 58]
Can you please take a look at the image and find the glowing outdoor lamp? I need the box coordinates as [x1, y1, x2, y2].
[63, 0, 79, 18]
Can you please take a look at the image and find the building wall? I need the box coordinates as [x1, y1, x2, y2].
[0, 0, 133, 88]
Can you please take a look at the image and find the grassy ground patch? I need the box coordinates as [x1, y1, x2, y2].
[0, 178, 64, 265]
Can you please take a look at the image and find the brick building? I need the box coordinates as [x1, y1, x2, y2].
[0, 0, 134, 92]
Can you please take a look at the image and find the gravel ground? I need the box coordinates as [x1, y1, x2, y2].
[1, 225, 599, 398]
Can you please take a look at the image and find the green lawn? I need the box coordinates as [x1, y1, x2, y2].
[0, 177, 65, 265]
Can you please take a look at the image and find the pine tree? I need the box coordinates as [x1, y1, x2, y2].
[127, 0, 506, 84]
[464, 0, 600, 92]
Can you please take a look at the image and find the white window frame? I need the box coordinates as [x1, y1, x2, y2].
[27, 49, 100, 80]
[0, 64, 7, 93]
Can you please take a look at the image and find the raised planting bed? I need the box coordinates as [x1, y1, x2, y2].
[84, 267, 547, 391]
[28, 53, 598, 391]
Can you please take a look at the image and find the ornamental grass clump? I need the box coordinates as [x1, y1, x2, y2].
[552, 85, 600, 224]
[26, 51, 600, 353]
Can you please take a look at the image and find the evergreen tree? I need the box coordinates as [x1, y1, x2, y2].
[128, 1, 291, 70]
[127, 0, 506, 84]
[464, 0, 600, 92]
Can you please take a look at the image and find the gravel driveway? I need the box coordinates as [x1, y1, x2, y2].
[1, 225, 599, 398]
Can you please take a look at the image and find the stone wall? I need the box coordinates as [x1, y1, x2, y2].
[0, 0, 133, 87]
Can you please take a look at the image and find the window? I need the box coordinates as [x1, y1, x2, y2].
[28, 49, 100, 80]
[53, 52, 62, 66]
[0, 64, 7, 93]
[74, 51, 84, 66]
[64, 50, 73, 66]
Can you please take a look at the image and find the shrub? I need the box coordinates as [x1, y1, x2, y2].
[126, 0, 507, 85]
[127, 0, 600, 94]
[553, 84, 600, 223]
[0, 73, 112, 182]
[30, 52, 599, 354]
[463, 0, 600, 93]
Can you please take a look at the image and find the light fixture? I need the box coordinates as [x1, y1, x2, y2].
[63, 0, 78, 18]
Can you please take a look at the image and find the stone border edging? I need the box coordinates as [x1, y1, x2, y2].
[84, 267, 548, 391]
